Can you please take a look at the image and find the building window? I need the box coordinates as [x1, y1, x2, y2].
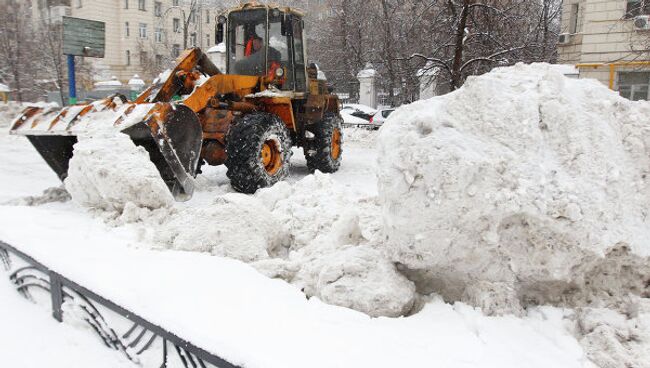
[155, 28, 163, 43]
[126, 50, 131, 66]
[139, 23, 147, 38]
[124, 0, 128, 9]
[140, 51, 147, 65]
[568, 4, 579, 34]
[125, 22, 130, 37]
[206, 10, 210, 23]
[173, 0, 179, 6]
[618, 72, 650, 100]
[173, 18, 180, 33]
[154, 1, 162, 17]
[206, 34, 210, 46]
[155, 54, 163, 66]
[76, 0, 82, 8]
[138, 0, 145, 11]
[190, 10, 197, 23]
[626, 0, 650, 18]
[172, 44, 180, 58]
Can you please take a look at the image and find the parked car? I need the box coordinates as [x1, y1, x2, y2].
[341, 103, 377, 122]
[369, 108, 395, 128]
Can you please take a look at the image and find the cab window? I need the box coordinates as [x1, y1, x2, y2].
[228, 9, 267, 76]
[268, 12, 294, 90]
[292, 17, 306, 92]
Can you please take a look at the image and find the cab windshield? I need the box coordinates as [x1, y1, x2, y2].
[227, 9, 268, 76]
[227, 8, 298, 91]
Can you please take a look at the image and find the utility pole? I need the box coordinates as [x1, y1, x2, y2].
[67, 55, 76, 104]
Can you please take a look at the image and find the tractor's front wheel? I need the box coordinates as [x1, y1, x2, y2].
[225, 113, 292, 193]
[305, 112, 343, 173]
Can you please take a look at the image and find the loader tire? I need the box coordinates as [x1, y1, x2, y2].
[305, 113, 343, 173]
[225, 112, 292, 194]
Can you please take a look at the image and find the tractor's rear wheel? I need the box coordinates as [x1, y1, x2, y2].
[225, 112, 292, 193]
[305, 112, 343, 173]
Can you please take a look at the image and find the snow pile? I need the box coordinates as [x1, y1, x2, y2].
[153, 193, 289, 263]
[378, 62, 650, 362]
[576, 303, 650, 367]
[256, 173, 358, 249]
[251, 173, 416, 317]
[64, 131, 174, 212]
[343, 127, 378, 148]
[378, 63, 650, 311]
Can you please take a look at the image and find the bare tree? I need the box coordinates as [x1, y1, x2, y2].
[0, 0, 38, 102]
[34, 17, 66, 103]
[407, 0, 561, 92]
[307, 0, 561, 102]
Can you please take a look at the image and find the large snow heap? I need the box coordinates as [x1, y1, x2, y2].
[378, 63, 650, 314]
[65, 130, 174, 212]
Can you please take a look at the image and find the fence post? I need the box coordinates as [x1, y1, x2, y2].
[49, 271, 63, 322]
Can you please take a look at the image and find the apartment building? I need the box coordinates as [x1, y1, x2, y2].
[558, 0, 650, 100]
[31, 0, 223, 82]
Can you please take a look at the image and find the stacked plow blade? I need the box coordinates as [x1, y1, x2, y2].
[9, 96, 203, 199]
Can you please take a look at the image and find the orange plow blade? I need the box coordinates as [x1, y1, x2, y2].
[9, 97, 203, 200]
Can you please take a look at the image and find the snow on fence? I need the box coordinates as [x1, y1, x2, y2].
[0, 240, 240, 368]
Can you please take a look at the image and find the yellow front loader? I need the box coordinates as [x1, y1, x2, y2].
[10, 2, 343, 198]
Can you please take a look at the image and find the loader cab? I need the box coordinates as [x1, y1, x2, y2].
[217, 5, 307, 93]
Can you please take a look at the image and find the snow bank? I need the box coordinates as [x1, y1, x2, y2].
[153, 193, 289, 262]
[576, 302, 650, 368]
[252, 173, 416, 317]
[377, 63, 650, 314]
[65, 130, 174, 212]
[297, 244, 416, 317]
[343, 127, 378, 148]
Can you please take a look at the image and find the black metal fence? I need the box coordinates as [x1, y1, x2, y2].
[0, 240, 240, 368]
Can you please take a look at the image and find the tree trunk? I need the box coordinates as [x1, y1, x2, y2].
[450, 1, 469, 91]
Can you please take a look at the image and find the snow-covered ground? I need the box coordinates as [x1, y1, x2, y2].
[2, 61, 649, 368]
[0, 270, 135, 368]
[0, 120, 589, 367]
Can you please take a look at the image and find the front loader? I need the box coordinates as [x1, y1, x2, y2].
[9, 2, 343, 198]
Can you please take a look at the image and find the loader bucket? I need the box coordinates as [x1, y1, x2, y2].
[9, 98, 203, 200]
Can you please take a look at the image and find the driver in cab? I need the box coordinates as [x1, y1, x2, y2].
[235, 33, 282, 76]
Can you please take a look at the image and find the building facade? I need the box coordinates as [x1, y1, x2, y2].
[31, 0, 224, 83]
[558, 0, 650, 100]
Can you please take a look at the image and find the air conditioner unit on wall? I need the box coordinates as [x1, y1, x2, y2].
[558, 33, 571, 45]
[634, 15, 650, 31]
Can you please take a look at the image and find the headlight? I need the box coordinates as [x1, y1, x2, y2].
[275, 67, 284, 78]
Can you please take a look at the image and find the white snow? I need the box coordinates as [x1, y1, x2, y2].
[94, 76, 123, 87]
[246, 88, 285, 98]
[342, 103, 377, 115]
[0, 278, 137, 368]
[154, 69, 173, 84]
[207, 42, 226, 54]
[2, 63, 650, 367]
[64, 131, 174, 211]
[357, 67, 377, 79]
[341, 111, 370, 126]
[0, 205, 589, 368]
[378, 63, 650, 365]
[152, 193, 289, 262]
[0, 83, 10, 92]
[127, 74, 146, 86]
